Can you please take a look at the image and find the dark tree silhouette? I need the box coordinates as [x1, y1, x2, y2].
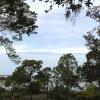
[35, 67, 52, 100]
[53, 53, 79, 100]
[0, 37, 21, 64]
[0, 0, 37, 40]
[39, 0, 94, 19]
[0, 0, 37, 63]
[82, 32, 100, 88]
[21, 59, 43, 100]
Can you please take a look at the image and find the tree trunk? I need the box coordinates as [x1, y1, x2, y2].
[11, 88, 14, 100]
[30, 82, 33, 100]
[56, 81, 59, 100]
[30, 91, 33, 100]
[16, 84, 19, 100]
[65, 84, 70, 100]
[47, 81, 48, 100]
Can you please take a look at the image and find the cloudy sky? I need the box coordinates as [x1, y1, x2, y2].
[0, 0, 99, 75]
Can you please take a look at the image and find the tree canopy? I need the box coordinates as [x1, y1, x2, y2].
[0, 0, 37, 64]
[0, 0, 37, 40]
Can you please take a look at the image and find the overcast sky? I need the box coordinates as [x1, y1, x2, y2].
[0, 0, 99, 75]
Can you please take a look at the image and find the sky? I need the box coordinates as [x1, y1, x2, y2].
[0, 0, 99, 75]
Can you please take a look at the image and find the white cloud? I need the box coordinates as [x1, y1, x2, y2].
[13, 44, 89, 54]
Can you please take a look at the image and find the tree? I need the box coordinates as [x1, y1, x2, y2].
[53, 53, 79, 100]
[4, 67, 28, 100]
[41, 0, 95, 19]
[0, 0, 37, 63]
[20, 59, 43, 100]
[0, 0, 37, 39]
[82, 31, 100, 88]
[42, 67, 52, 100]
[35, 67, 52, 100]
[5, 76, 15, 100]
[52, 67, 65, 100]
[0, 37, 20, 64]
[30, 81, 42, 94]
[11, 66, 29, 100]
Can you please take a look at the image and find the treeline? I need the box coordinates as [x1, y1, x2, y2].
[0, 52, 100, 100]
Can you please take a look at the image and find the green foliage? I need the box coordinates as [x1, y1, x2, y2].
[21, 59, 43, 100]
[0, 37, 21, 64]
[0, 0, 37, 40]
[21, 59, 43, 81]
[57, 53, 79, 89]
[35, 67, 51, 86]
[82, 31, 100, 87]
[0, 0, 37, 63]
[11, 66, 29, 85]
[0, 87, 6, 98]
[29, 81, 41, 94]
[52, 53, 79, 100]
[42, 0, 95, 20]
[74, 86, 100, 100]
[5, 76, 12, 87]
